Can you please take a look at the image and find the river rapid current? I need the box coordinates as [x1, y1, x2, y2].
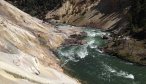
[56, 25, 146, 84]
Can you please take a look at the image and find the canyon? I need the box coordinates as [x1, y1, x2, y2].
[1, 0, 146, 84]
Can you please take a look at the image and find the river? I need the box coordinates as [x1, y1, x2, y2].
[56, 26, 146, 84]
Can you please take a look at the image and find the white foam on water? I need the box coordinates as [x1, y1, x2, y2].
[57, 47, 76, 61]
[58, 28, 110, 63]
[58, 45, 89, 62]
[84, 29, 110, 50]
[87, 32, 97, 37]
[103, 63, 116, 73]
[76, 45, 88, 59]
[86, 39, 98, 49]
[96, 49, 104, 53]
[84, 29, 107, 37]
[103, 63, 134, 80]
[57, 29, 109, 61]
[124, 62, 133, 65]
[87, 39, 95, 45]
[89, 44, 97, 49]
[116, 71, 134, 79]
[59, 49, 73, 57]
[96, 32, 107, 37]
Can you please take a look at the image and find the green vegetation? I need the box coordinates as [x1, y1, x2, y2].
[6, 0, 63, 19]
[129, 0, 146, 28]
[128, 0, 146, 39]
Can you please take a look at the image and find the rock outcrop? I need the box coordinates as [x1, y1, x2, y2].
[0, 0, 81, 84]
[105, 35, 146, 65]
[46, 0, 129, 30]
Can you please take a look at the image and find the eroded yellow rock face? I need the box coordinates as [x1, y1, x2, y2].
[46, 0, 129, 30]
[0, 0, 81, 84]
[0, 0, 62, 71]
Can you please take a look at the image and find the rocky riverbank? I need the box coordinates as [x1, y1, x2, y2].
[103, 33, 146, 65]
[0, 0, 81, 83]
[46, 0, 146, 66]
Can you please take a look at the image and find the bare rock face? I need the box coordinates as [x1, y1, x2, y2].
[5, 0, 129, 30]
[0, 0, 80, 84]
[46, 0, 129, 30]
[105, 36, 146, 65]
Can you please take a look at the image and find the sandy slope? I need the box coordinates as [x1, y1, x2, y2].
[0, 0, 81, 84]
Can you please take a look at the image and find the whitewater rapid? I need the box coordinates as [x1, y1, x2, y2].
[57, 27, 146, 84]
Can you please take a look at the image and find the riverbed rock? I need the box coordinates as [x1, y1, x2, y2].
[64, 38, 87, 46]
[70, 32, 87, 39]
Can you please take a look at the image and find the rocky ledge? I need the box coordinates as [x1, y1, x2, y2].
[0, 0, 81, 84]
[104, 34, 146, 65]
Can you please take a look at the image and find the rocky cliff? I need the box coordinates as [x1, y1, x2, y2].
[6, 0, 129, 30]
[46, 0, 129, 30]
[0, 0, 81, 84]
[2, 0, 146, 83]
[46, 0, 146, 65]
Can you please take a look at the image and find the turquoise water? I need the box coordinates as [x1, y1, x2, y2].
[57, 28, 146, 84]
